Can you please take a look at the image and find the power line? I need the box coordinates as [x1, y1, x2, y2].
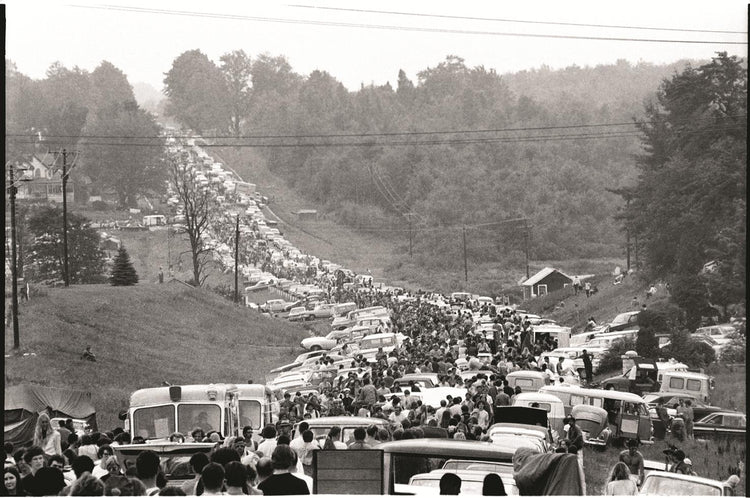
[70, 4, 748, 45]
[9, 114, 744, 140]
[8, 124, 743, 149]
[289, 4, 746, 35]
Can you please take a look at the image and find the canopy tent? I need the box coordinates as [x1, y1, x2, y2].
[4, 384, 97, 447]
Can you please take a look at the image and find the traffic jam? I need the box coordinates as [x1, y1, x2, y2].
[107, 133, 744, 495]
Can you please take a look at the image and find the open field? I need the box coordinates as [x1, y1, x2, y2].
[4, 283, 307, 430]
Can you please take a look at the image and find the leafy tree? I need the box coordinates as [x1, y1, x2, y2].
[627, 53, 746, 321]
[40, 62, 92, 151]
[110, 245, 139, 286]
[163, 50, 230, 133]
[220, 50, 253, 137]
[169, 155, 215, 286]
[80, 103, 166, 207]
[24, 206, 105, 284]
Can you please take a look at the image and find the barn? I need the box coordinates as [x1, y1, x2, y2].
[520, 267, 573, 300]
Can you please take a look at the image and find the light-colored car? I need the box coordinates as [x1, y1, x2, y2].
[408, 469, 518, 495]
[639, 470, 736, 495]
[287, 306, 311, 321]
[307, 303, 336, 319]
[300, 326, 370, 351]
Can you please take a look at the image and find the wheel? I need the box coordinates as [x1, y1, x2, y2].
[310, 345, 322, 351]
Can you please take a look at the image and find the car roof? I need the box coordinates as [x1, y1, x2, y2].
[302, 416, 387, 426]
[376, 439, 515, 461]
[513, 392, 565, 404]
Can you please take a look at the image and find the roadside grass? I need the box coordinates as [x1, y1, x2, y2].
[5, 283, 309, 430]
[583, 436, 745, 495]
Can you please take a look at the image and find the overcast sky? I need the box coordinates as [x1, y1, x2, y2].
[6, 0, 748, 93]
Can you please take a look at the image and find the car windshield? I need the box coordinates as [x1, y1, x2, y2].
[611, 313, 635, 326]
[640, 476, 721, 496]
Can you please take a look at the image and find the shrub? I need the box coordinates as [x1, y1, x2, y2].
[91, 200, 110, 211]
[719, 336, 746, 364]
[661, 329, 717, 367]
[598, 338, 636, 374]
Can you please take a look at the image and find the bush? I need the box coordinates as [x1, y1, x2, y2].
[598, 338, 636, 374]
[719, 336, 746, 364]
[661, 329, 717, 367]
[91, 200, 111, 211]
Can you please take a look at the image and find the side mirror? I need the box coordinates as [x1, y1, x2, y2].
[118, 410, 128, 421]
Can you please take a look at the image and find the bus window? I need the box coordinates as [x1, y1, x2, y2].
[177, 404, 221, 434]
[239, 400, 263, 429]
[570, 395, 585, 406]
[133, 405, 175, 439]
[669, 378, 685, 390]
[590, 397, 603, 408]
[686, 379, 702, 392]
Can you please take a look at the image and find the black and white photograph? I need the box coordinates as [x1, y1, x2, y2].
[4, 0, 747, 495]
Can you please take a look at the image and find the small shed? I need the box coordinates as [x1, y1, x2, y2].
[520, 267, 573, 300]
[295, 209, 318, 221]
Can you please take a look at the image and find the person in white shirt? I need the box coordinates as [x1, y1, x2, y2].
[32, 413, 61, 457]
[256, 425, 278, 458]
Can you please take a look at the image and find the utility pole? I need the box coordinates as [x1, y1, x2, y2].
[463, 226, 468, 283]
[523, 219, 530, 280]
[7, 162, 31, 350]
[9, 165, 21, 349]
[625, 198, 631, 271]
[234, 214, 240, 304]
[408, 214, 413, 258]
[61, 149, 70, 287]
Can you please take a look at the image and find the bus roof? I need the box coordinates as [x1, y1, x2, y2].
[539, 385, 647, 403]
[129, 384, 239, 407]
[235, 384, 273, 398]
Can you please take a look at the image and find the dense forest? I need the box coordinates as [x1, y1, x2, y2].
[5, 52, 745, 322]
[159, 53, 702, 266]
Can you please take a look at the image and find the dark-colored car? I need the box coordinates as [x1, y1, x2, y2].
[642, 392, 724, 421]
[693, 411, 746, 438]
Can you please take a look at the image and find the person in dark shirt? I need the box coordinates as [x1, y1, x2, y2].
[257, 445, 310, 495]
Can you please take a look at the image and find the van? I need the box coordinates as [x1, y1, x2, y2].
[331, 302, 357, 317]
[506, 371, 551, 393]
[539, 385, 652, 446]
[511, 392, 566, 439]
[659, 371, 714, 403]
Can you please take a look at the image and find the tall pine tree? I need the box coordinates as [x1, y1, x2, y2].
[110, 245, 139, 286]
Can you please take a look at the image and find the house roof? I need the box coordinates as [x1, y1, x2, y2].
[521, 267, 572, 287]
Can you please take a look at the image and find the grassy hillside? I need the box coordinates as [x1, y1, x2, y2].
[4, 283, 307, 430]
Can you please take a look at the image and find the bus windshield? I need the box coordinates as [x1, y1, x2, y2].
[239, 400, 262, 429]
[133, 405, 175, 439]
[177, 404, 221, 435]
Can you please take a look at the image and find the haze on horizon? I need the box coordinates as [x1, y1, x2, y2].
[5, 0, 748, 94]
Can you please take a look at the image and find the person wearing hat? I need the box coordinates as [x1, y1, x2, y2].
[619, 439, 645, 485]
[671, 450, 691, 474]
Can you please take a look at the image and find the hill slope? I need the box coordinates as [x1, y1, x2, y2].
[4, 283, 308, 429]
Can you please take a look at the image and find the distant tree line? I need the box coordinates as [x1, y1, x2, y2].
[6, 60, 165, 208]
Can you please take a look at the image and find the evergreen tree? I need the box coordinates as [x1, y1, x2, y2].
[110, 245, 138, 286]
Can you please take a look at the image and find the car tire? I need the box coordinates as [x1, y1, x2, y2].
[310, 345, 322, 351]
